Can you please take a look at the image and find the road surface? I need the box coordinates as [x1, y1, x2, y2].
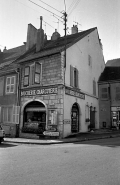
[0, 137, 120, 185]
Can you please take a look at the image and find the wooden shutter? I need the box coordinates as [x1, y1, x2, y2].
[24, 66, 30, 86]
[70, 65, 74, 87]
[34, 62, 41, 84]
[76, 68, 79, 88]
[13, 106, 20, 124]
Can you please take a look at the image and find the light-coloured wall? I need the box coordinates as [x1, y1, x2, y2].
[63, 29, 105, 136]
[65, 29, 105, 94]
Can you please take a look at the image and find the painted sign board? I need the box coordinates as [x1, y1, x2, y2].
[65, 86, 85, 99]
[21, 87, 58, 96]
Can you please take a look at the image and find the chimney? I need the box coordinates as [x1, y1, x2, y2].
[3, 46, 7, 52]
[71, 25, 78, 34]
[51, 29, 60, 40]
[26, 24, 37, 51]
[44, 33, 47, 44]
[36, 16, 44, 52]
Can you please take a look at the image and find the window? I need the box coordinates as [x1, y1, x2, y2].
[24, 62, 42, 87]
[6, 76, 16, 94]
[24, 66, 30, 86]
[3, 106, 20, 123]
[3, 106, 13, 123]
[101, 87, 108, 99]
[93, 79, 96, 96]
[116, 87, 120, 100]
[88, 55, 92, 67]
[34, 62, 42, 84]
[70, 65, 79, 88]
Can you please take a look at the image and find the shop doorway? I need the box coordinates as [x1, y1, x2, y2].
[90, 106, 95, 129]
[23, 101, 46, 134]
[71, 103, 79, 133]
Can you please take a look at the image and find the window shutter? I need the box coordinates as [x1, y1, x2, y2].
[13, 106, 20, 124]
[24, 66, 30, 86]
[34, 62, 41, 84]
[70, 65, 73, 87]
[76, 68, 79, 88]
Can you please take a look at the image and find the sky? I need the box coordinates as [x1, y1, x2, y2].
[0, 0, 120, 63]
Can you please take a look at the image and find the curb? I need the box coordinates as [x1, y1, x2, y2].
[3, 134, 120, 145]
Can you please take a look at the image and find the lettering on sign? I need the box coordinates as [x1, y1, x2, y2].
[65, 87, 85, 100]
[21, 87, 58, 96]
[43, 131, 59, 136]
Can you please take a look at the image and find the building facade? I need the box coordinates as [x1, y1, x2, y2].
[0, 45, 25, 136]
[99, 63, 120, 129]
[0, 17, 105, 138]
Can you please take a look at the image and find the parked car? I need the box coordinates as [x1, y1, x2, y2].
[0, 125, 5, 144]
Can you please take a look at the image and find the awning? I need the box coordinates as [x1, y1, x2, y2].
[26, 107, 46, 112]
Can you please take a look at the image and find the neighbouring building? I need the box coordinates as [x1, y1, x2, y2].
[0, 16, 105, 138]
[0, 45, 26, 136]
[99, 58, 120, 129]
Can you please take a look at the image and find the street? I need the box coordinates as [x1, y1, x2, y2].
[0, 137, 120, 185]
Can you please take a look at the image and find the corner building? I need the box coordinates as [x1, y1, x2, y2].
[16, 17, 105, 138]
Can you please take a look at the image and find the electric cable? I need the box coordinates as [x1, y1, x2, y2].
[38, 0, 61, 14]
[29, 0, 62, 20]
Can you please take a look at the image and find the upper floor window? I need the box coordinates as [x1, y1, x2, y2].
[101, 87, 108, 100]
[93, 79, 96, 96]
[70, 65, 79, 88]
[6, 76, 16, 94]
[24, 62, 42, 87]
[88, 55, 92, 67]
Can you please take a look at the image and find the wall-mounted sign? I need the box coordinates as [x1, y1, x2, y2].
[43, 131, 59, 136]
[21, 87, 58, 96]
[65, 86, 85, 99]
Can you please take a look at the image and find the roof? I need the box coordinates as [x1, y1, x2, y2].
[106, 58, 120, 66]
[0, 45, 26, 69]
[99, 67, 120, 82]
[17, 27, 97, 63]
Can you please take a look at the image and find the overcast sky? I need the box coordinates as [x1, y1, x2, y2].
[0, 0, 120, 63]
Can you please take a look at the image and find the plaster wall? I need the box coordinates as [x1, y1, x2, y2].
[65, 29, 105, 95]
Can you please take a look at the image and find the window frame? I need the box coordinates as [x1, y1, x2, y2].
[93, 79, 96, 96]
[3, 106, 13, 123]
[23, 62, 42, 87]
[6, 76, 16, 94]
[70, 65, 79, 88]
[101, 87, 108, 100]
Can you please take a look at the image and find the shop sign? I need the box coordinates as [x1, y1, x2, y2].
[65, 87, 85, 99]
[43, 131, 59, 136]
[21, 87, 58, 96]
[117, 107, 120, 111]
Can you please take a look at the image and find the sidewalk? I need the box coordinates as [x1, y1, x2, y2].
[3, 130, 120, 145]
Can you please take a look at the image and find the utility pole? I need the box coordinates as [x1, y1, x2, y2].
[63, 11, 67, 68]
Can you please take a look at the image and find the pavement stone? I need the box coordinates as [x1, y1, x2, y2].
[3, 130, 120, 145]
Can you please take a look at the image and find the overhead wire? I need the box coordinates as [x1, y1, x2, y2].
[38, 0, 62, 14]
[28, 0, 62, 20]
[67, 0, 77, 14]
[68, 0, 81, 16]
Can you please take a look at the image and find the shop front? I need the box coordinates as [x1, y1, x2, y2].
[111, 107, 120, 129]
[20, 86, 61, 138]
[22, 101, 46, 135]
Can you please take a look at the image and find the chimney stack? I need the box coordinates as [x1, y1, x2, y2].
[36, 16, 44, 52]
[71, 25, 78, 34]
[26, 24, 37, 51]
